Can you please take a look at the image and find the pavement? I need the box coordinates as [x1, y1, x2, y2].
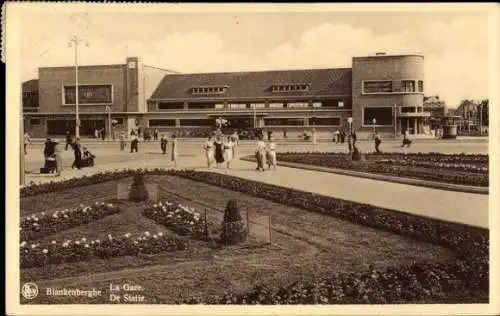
[21, 139, 489, 229]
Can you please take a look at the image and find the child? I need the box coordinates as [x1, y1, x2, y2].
[160, 134, 168, 155]
[266, 138, 277, 171]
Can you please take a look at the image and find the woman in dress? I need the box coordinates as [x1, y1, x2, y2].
[255, 136, 267, 171]
[171, 134, 178, 167]
[266, 137, 277, 171]
[71, 138, 83, 170]
[223, 136, 234, 169]
[202, 135, 215, 169]
[54, 139, 63, 176]
[213, 135, 225, 168]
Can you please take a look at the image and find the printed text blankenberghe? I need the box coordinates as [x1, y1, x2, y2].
[45, 287, 103, 298]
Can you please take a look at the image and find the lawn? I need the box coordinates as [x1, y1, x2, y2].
[20, 174, 457, 304]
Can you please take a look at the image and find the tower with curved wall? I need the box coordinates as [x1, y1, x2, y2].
[351, 54, 427, 136]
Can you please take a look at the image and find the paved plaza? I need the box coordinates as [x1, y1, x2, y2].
[22, 138, 489, 229]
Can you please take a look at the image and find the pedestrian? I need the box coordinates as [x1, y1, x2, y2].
[266, 137, 277, 171]
[154, 128, 159, 141]
[283, 129, 287, 139]
[42, 138, 57, 174]
[213, 135, 225, 168]
[71, 138, 83, 170]
[130, 133, 139, 153]
[202, 135, 214, 168]
[54, 139, 63, 176]
[101, 128, 106, 141]
[267, 130, 272, 141]
[401, 129, 412, 148]
[23, 132, 32, 155]
[374, 131, 382, 153]
[340, 130, 346, 144]
[171, 134, 178, 167]
[224, 136, 235, 169]
[351, 130, 357, 148]
[65, 130, 72, 151]
[160, 134, 168, 155]
[95, 129, 99, 139]
[230, 130, 239, 159]
[255, 136, 267, 171]
[333, 130, 340, 143]
[119, 132, 126, 151]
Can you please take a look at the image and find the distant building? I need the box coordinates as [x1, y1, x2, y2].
[23, 54, 430, 138]
[423, 95, 446, 130]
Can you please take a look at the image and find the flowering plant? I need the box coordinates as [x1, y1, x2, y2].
[20, 231, 187, 268]
[143, 201, 209, 240]
[20, 202, 121, 241]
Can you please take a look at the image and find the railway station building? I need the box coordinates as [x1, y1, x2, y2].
[23, 53, 429, 138]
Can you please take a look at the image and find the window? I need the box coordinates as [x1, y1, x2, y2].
[158, 102, 184, 110]
[191, 86, 228, 95]
[29, 118, 41, 125]
[418, 81, 424, 92]
[250, 103, 266, 109]
[215, 104, 224, 109]
[271, 84, 310, 93]
[149, 119, 176, 127]
[180, 119, 214, 126]
[264, 118, 305, 126]
[287, 102, 309, 108]
[312, 102, 322, 108]
[401, 107, 415, 113]
[363, 107, 393, 126]
[310, 117, 341, 126]
[188, 103, 217, 109]
[402, 80, 416, 93]
[228, 103, 247, 109]
[269, 102, 284, 108]
[63, 84, 113, 105]
[338, 101, 344, 108]
[363, 81, 393, 94]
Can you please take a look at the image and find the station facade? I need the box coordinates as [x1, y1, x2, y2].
[23, 53, 429, 138]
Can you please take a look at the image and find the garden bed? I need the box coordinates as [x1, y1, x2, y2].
[271, 152, 489, 187]
[20, 169, 488, 304]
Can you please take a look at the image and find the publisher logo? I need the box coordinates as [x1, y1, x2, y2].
[21, 283, 38, 300]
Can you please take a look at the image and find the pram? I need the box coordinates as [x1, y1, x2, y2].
[82, 147, 96, 167]
[40, 156, 57, 174]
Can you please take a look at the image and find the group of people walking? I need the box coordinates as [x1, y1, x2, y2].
[40, 135, 95, 176]
[254, 136, 277, 171]
[203, 131, 239, 169]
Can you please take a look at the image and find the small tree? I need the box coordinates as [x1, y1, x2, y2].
[128, 173, 149, 202]
[220, 199, 247, 245]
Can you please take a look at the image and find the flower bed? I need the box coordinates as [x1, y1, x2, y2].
[20, 231, 187, 269]
[20, 202, 121, 241]
[143, 201, 209, 240]
[19, 169, 489, 303]
[274, 152, 489, 187]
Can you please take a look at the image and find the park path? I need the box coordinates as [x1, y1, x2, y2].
[22, 142, 489, 229]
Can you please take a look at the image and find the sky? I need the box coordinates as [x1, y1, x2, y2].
[18, 7, 493, 108]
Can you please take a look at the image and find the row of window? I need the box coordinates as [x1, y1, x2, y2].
[157, 100, 346, 110]
[271, 84, 311, 93]
[148, 117, 342, 127]
[191, 86, 228, 94]
[362, 80, 424, 94]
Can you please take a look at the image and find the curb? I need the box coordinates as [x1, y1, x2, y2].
[240, 157, 489, 195]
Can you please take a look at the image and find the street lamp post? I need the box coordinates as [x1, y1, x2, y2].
[372, 118, 377, 136]
[347, 117, 353, 152]
[105, 106, 112, 140]
[68, 36, 89, 139]
[478, 101, 483, 135]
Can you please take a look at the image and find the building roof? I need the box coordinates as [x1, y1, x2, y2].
[22, 79, 39, 92]
[150, 68, 352, 100]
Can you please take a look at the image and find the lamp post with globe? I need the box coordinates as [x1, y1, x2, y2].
[347, 117, 353, 152]
[372, 118, 377, 136]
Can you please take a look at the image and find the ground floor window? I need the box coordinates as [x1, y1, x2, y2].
[363, 107, 393, 126]
[310, 117, 341, 126]
[264, 118, 305, 126]
[149, 119, 176, 127]
[47, 119, 104, 136]
[179, 119, 214, 126]
[158, 102, 184, 110]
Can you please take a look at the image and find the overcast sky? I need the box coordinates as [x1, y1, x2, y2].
[18, 5, 493, 108]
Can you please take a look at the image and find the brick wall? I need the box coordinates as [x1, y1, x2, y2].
[38, 65, 127, 113]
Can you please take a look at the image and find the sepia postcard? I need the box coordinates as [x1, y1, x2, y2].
[4, 2, 500, 316]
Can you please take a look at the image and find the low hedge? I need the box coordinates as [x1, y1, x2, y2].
[20, 169, 489, 303]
